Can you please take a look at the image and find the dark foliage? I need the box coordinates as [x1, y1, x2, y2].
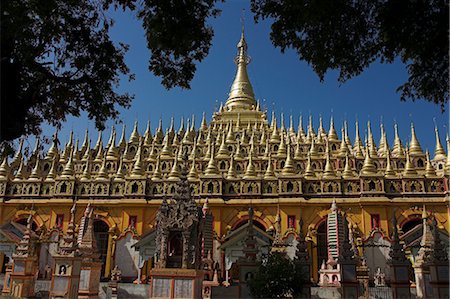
[251, 0, 449, 109]
[248, 252, 305, 298]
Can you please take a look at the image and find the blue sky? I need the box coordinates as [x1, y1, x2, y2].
[31, 1, 447, 154]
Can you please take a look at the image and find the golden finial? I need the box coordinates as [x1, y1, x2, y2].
[106, 127, 115, 149]
[152, 156, 162, 181]
[322, 143, 336, 179]
[328, 114, 338, 142]
[384, 148, 396, 177]
[353, 120, 363, 152]
[217, 133, 229, 159]
[264, 154, 276, 179]
[61, 148, 75, 177]
[45, 131, 59, 160]
[409, 122, 423, 156]
[403, 148, 417, 176]
[14, 157, 25, 181]
[226, 121, 235, 143]
[263, 138, 270, 159]
[360, 146, 376, 175]
[81, 156, 91, 181]
[277, 133, 287, 158]
[46, 155, 58, 181]
[304, 153, 316, 179]
[297, 114, 306, 142]
[205, 145, 219, 176]
[367, 121, 378, 157]
[94, 141, 104, 162]
[200, 112, 208, 132]
[106, 130, 118, 160]
[93, 130, 103, 154]
[309, 136, 318, 157]
[80, 128, 89, 153]
[425, 150, 437, 177]
[243, 151, 256, 179]
[224, 29, 256, 111]
[289, 114, 295, 135]
[187, 159, 199, 181]
[378, 122, 386, 153]
[131, 139, 144, 177]
[144, 120, 153, 146]
[82, 137, 91, 161]
[294, 139, 302, 159]
[318, 115, 326, 138]
[259, 129, 267, 146]
[29, 157, 41, 180]
[281, 142, 295, 176]
[337, 127, 349, 157]
[160, 132, 173, 158]
[168, 154, 180, 180]
[96, 156, 109, 180]
[433, 125, 446, 160]
[117, 124, 127, 150]
[226, 154, 237, 180]
[306, 115, 315, 142]
[280, 113, 286, 133]
[342, 154, 354, 178]
[172, 133, 180, 148]
[189, 140, 198, 161]
[129, 120, 140, 144]
[0, 156, 9, 179]
[344, 121, 351, 147]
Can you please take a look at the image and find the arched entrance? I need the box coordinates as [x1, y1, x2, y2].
[93, 220, 109, 278]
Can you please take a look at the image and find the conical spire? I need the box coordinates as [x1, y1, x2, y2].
[0, 156, 10, 179]
[96, 156, 108, 180]
[205, 145, 219, 176]
[322, 145, 336, 179]
[304, 153, 316, 179]
[29, 157, 41, 180]
[367, 121, 378, 157]
[80, 129, 89, 154]
[131, 139, 144, 177]
[225, 30, 256, 110]
[409, 123, 423, 155]
[226, 154, 237, 179]
[129, 120, 140, 144]
[328, 115, 339, 142]
[46, 132, 59, 160]
[425, 150, 437, 177]
[200, 112, 208, 132]
[243, 152, 256, 179]
[403, 148, 417, 176]
[106, 127, 115, 149]
[433, 125, 446, 160]
[118, 125, 127, 149]
[106, 129, 118, 159]
[81, 155, 92, 181]
[297, 115, 306, 142]
[264, 154, 276, 179]
[342, 154, 354, 178]
[152, 156, 162, 181]
[337, 127, 350, 157]
[144, 120, 153, 146]
[82, 137, 91, 161]
[281, 143, 295, 176]
[392, 123, 405, 158]
[168, 154, 180, 180]
[384, 147, 396, 177]
[12, 138, 24, 166]
[360, 147, 377, 175]
[46, 155, 58, 180]
[14, 158, 26, 180]
[93, 131, 103, 154]
[61, 148, 75, 177]
[188, 159, 199, 181]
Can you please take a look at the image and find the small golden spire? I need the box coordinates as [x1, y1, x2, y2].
[337, 127, 349, 157]
[384, 147, 396, 177]
[344, 121, 351, 147]
[168, 154, 180, 180]
[205, 145, 219, 176]
[281, 142, 295, 176]
[425, 150, 437, 177]
[45, 132, 58, 160]
[188, 159, 199, 181]
[294, 140, 302, 159]
[259, 129, 267, 146]
[297, 114, 306, 142]
[14, 158, 26, 181]
[304, 153, 316, 179]
[263, 139, 270, 159]
[306, 115, 316, 142]
[94, 142, 104, 162]
[106, 130, 118, 159]
[360, 147, 377, 175]
[225, 30, 256, 111]
[172, 133, 180, 148]
[289, 114, 295, 135]
[264, 154, 276, 179]
[200, 112, 208, 132]
[433, 125, 446, 160]
[144, 120, 153, 146]
[46, 156, 58, 180]
[342, 154, 354, 178]
[129, 120, 140, 144]
[81, 156, 92, 181]
[82, 138, 91, 161]
[277, 133, 287, 158]
[217, 133, 230, 158]
[409, 122, 423, 155]
[80, 129, 89, 154]
[353, 121, 363, 153]
[309, 136, 319, 157]
[115, 156, 125, 179]
[62, 148, 75, 177]
[106, 127, 115, 149]
[226, 154, 237, 179]
[318, 115, 326, 138]
[445, 135, 450, 174]
[118, 125, 127, 149]
[152, 156, 162, 181]
[96, 156, 108, 180]
[131, 139, 144, 177]
[378, 122, 386, 154]
[168, 117, 175, 139]
[93, 130, 103, 154]
[29, 157, 41, 180]
[403, 148, 417, 176]
[243, 152, 256, 178]
[155, 118, 164, 143]
[160, 132, 173, 158]
[392, 123, 404, 157]
[280, 113, 286, 133]
[322, 144, 336, 179]
[328, 115, 338, 142]
[0, 156, 9, 179]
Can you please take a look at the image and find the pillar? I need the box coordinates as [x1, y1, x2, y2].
[104, 230, 115, 278]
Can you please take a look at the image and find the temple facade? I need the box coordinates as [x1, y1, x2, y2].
[0, 31, 449, 290]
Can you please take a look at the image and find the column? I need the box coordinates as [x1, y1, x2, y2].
[104, 229, 115, 278]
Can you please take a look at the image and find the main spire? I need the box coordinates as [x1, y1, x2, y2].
[225, 30, 256, 111]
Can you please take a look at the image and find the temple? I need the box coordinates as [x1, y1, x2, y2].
[0, 30, 449, 298]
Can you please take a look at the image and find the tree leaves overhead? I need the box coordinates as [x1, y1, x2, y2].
[138, 0, 221, 89]
[251, 0, 449, 109]
[1, 0, 134, 142]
